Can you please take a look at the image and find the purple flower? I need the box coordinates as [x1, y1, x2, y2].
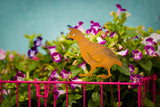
[60, 69, 71, 79]
[49, 68, 60, 80]
[130, 74, 142, 83]
[14, 71, 26, 81]
[0, 49, 6, 60]
[51, 52, 62, 63]
[144, 45, 155, 56]
[28, 47, 38, 58]
[97, 37, 106, 45]
[116, 4, 127, 16]
[78, 61, 86, 71]
[34, 36, 43, 47]
[69, 77, 82, 90]
[145, 37, 157, 46]
[86, 27, 97, 35]
[48, 46, 57, 55]
[49, 68, 62, 87]
[90, 20, 101, 31]
[132, 50, 142, 60]
[53, 87, 65, 100]
[86, 21, 101, 35]
[74, 21, 85, 33]
[128, 64, 135, 73]
[110, 32, 116, 38]
[117, 49, 128, 57]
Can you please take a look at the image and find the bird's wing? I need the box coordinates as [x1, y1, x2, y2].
[85, 43, 117, 63]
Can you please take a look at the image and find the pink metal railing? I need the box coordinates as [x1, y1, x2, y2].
[0, 75, 157, 107]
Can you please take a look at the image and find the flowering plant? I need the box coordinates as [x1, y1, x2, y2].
[0, 4, 160, 107]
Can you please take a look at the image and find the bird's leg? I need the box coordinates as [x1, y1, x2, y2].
[79, 66, 96, 77]
[97, 69, 112, 79]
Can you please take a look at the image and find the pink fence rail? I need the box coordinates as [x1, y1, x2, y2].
[0, 75, 157, 107]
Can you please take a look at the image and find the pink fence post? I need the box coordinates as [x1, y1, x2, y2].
[28, 83, 31, 107]
[100, 81, 103, 107]
[140, 82, 143, 107]
[65, 81, 68, 107]
[53, 84, 56, 107]
[0, 80, 3, 104]
[44, 84, 47, 107]
[83, 82, 85, 107]
[144, 79, 146, 98]
[152, 73, 157, 104]
[16, 81, 19, 107]
[37, 84, 40, 107]
[138, 82, 141, 107]
[118, 81, 120, 107]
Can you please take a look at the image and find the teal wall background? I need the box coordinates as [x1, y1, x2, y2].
[0, 0, 160, 54]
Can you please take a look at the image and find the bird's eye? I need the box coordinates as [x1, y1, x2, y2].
[72, 33, 75, 36]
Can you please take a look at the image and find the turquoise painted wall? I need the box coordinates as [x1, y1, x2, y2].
[0, 0, 160, 54]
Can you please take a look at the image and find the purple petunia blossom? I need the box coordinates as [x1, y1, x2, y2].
[53, 87, 65, 100]
[86, 27, 97, 35]
[48, 46, 57, 55]
[130, 74, 142, 83]
[14, 71, 26, 81]
[97, 37, 106, 45]
[49, 68, 62, 87]
[90, 20, 101, 31]
[74, 21, 85, 33]
[34, 36, 43, 47]
[0, 49, 6, 60]
[144, 45, 155, 56]
[51, 52, 62, 63]
[60, 69, 71, 79]
[49, 68, 60, 80]
[28, 47, 38, 58]
[132, 50, 142, 60]
[116, 4, 127, 16]
[78, 61, 86, 71]
[110, 32, 116, 38]
[128, 64, 135, 73]
[69, 77, 82, 90]
[117, 49, 128, 57]
[86, 21, 101, 35]
[145, 37, 157, 46]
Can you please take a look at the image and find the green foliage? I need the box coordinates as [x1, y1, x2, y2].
[0, 4, 159, 107]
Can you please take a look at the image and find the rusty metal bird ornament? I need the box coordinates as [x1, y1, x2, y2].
[67, 28, 123, 79]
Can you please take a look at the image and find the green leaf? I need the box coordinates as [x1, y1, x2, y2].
[119, 73, 130, 82]
[123, 27, 137, 38]
[148, 27, 154, 33]
[70, 66, 82, 77]
[156, 30, 160, 34]
[27, 61, 40, 72]
[85, 84, 95, 91]
[143, 97, 155, 107]
[1, 98, 12, 107]
[139, 60, 152, 75]
[16, 61, 25, 71]
[88, 100, 95, 107]
[74, 94, 82, 100]
[92, 92, 101, 102]
[115, 101, 123, 107]
[117, 66, 130, 76]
